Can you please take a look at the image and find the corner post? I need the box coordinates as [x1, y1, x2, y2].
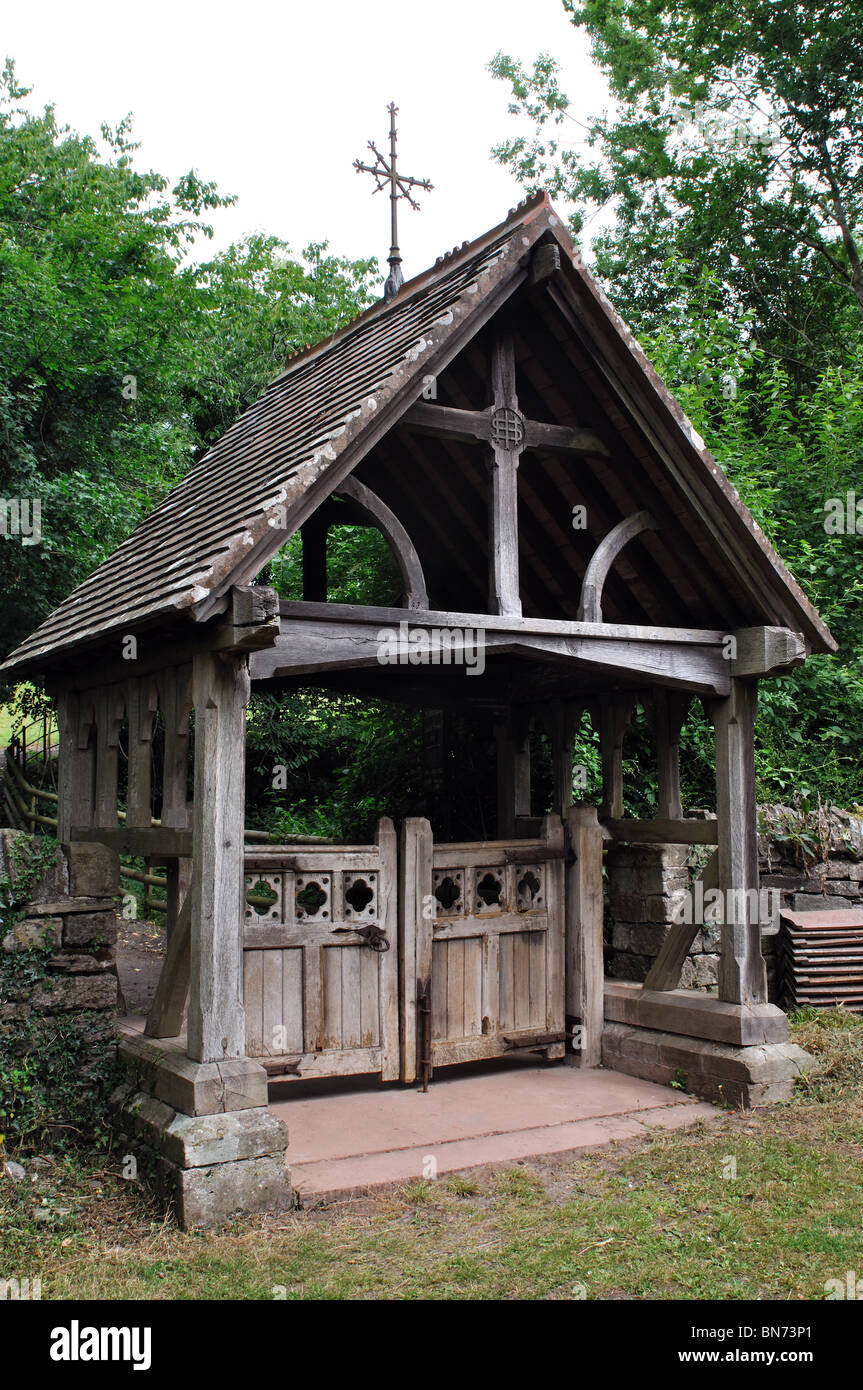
[187, 650, 250, 1063]
[709, 678, 766, 1005]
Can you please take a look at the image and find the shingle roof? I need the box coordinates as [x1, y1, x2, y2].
[1, 196, 550, 675]
[1, 190, 835, 675]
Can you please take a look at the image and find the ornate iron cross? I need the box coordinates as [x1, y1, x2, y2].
[354, 103, 433, 301]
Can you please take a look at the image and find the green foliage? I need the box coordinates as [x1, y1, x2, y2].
[492, 0, 863, 375]
[0, 60, 378, 676]
[262, 524, 402, 607]
[245, 690, 424, 841]
[0, 834, 120, 1154]
[492, 6, 863, 808]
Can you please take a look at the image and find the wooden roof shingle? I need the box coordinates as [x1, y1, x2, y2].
[0, 191, 835, 676]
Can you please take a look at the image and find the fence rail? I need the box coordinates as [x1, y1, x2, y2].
[2, 735, 328, 917]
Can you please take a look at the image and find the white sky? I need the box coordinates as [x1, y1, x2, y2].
[3, 0, 611, 282]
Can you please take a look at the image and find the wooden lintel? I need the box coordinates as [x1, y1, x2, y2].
[601, 817, 718, 845]
[252, 619, 731, 695]
[71, 826, 194, 857]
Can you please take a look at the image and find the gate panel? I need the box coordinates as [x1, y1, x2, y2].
[401, 815, 566, 1079]
[242, 818, 399, 1080]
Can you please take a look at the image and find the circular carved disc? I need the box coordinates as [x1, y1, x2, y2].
[490, 406, 525, 451]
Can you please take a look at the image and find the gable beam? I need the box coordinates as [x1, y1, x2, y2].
[401, 401, 608, 457]
[190, 257, 533, 621]
[252, 607, 733, 696]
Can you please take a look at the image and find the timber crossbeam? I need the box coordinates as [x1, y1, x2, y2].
[254, 604, 733, 695]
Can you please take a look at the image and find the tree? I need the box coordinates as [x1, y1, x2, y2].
[0, 60, 378, 676]
[491, 1, 863, 379]
[491, 6, 863, 805]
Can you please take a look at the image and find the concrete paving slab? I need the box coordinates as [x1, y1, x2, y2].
[268, 1062, 724, 1205]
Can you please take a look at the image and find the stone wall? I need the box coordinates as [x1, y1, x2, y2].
[606, 841, 724, 989]
[605, 806, 863, 998]
[1, 830, 120, 1014]
[0, 831, 121, 1143]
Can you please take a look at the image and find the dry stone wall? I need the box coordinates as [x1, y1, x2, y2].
[605, 806, 863, 999]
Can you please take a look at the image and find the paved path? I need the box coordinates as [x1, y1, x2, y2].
[269, 1062, 722, 1205]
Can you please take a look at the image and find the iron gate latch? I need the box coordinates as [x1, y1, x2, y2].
[333, 923, 390, 951]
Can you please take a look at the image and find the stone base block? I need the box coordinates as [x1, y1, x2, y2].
[605, 979, 789, 1045]
[602, 1021, 815, 1108]
[118, 1032, 268, 1115]
[164, 1155, 292, 1230]
[112, 1083, 292, 1229]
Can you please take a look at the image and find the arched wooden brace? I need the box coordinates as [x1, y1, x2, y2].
[336, 474, 429, 609]
[576, 510, 658, 624]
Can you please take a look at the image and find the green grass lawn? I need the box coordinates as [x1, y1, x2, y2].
[2, 1010, 861, 1300]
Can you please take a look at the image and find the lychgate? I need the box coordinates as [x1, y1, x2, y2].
[0, 191, 830, 1226]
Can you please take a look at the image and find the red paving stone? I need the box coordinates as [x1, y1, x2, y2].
[268, 1060, 722, 1204]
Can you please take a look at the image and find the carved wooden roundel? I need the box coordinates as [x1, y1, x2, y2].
[490, 406, 525, 451]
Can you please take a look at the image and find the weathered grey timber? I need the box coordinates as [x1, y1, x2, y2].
[2, 191, 841, 1224]
[187, 652, 250, 1063]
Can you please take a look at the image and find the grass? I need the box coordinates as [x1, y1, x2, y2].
[0, 705, 14, 747]
[1, 1010, 862, 1300]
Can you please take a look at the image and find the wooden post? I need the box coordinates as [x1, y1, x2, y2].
[126, 678, 156, 828]
[550, 701, 581, 822]
[55, 689, 95, 840]
[597, 696, 634, 820]
[487, 334, 522, 616]
[157, 666, 193, 943]
[495, 711, 531, 838]
[159, 666, 192, 830]
[377, 817, 401, 1083]
[708, 679, 766, 1005]
[421, 709, 447, 835]
[399, 817, 434, 1083]
[645, 689, 690, 820]
[93, 687, 124, 829]
[186, 651, 251, 1063]
[565, 803, 605, 1067]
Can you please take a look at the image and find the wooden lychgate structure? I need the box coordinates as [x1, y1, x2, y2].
[1, 192, 835, 1113]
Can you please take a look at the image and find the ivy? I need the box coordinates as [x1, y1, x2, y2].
[0, 833, 121, 1156]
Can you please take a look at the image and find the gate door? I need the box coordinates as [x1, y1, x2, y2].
[400, 815, 566, 1082]
[242, 818, 399, 1080]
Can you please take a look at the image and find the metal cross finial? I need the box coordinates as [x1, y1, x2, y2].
[354, 103, 433, 301]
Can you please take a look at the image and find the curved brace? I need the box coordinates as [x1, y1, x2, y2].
[576, 510, 657, 624]
[337, 475, 429, 610]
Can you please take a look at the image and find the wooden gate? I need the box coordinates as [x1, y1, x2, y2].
[242, 819, 399, 1080]
[399, 815, 566, 1082]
